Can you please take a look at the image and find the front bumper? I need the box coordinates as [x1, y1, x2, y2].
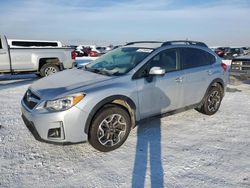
[21, 101, 89, 144]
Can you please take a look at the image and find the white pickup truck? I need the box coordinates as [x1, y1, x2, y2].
[0, 35, 76, 77]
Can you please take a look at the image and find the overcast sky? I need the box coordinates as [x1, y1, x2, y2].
[0, 0, 250, 46]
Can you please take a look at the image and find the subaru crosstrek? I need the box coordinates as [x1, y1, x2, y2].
[21, 41, 228, 152]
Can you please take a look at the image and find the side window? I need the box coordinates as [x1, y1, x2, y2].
[134, 49, 178, 78]
[0, 38, 2, 49]
[207, 51, 216, 64]
[148, 49, 178, 72]
[180, 48, 215, 69]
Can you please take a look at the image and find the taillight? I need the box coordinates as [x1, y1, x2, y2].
[89, 51, 98, 57]
[71, 51, 76, 60]
[221, 63, 227, 72]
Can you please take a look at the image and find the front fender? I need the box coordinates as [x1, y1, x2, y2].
[82, 94, 137, 135]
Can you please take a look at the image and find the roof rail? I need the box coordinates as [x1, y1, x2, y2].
[162, 40, 208, 47]
[125, 41, 162, 46]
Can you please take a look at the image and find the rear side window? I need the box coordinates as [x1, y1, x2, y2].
[180, 48, 215, 69]
[0, 39, 2, 49]
[11, 41, 58, 47]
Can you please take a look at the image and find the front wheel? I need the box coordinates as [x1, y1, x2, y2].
[196, 86, 223, 115]
[89, 105, 131, 152]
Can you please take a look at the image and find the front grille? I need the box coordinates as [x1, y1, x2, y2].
[242, 61, 250, 66]
[242, 67, 250, 70]
[231, 60, 250, 71]
[23, 90, 40, 110]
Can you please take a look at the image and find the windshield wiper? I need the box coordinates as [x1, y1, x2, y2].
[85, 66, 112, 76]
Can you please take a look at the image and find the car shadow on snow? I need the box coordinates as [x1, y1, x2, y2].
[132, 118, 164, 188]
[226, 87, 242, 93]
[0, 74, 38, 90]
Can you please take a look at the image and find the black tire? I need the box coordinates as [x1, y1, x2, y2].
[40, 63, 60, 77]
[196, 85, 223, 115]
[35, 73, 42, 78]
[89, 105, 131, 152]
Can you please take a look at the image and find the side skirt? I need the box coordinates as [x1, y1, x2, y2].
[136, 103, 200, 126]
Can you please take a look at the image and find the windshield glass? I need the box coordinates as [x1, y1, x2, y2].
[85, 47, 153, 76]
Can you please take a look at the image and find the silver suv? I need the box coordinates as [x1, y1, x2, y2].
[21, 41, 228, 152]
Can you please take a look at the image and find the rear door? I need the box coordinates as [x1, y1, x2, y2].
[135, 48, 183, 119]
[179, 47, 215, 106]
[0, 36, 10, 71]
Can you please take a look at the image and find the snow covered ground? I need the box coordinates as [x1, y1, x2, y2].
[0, 74, 250, 188]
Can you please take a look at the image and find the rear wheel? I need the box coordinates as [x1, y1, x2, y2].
[196, 85, 223, 115]
[89, 105, 131, 152]
[40, 63, 60, 77]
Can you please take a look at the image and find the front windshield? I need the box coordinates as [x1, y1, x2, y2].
[85, 47, 153, 76]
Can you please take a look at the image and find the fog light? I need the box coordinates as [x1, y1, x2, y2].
[48, 128, 61, 138]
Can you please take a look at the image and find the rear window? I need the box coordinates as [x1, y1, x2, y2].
[180, 48, 215, 69]
[11, 41, 58, 47]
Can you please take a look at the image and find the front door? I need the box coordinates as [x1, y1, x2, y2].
[135, 48, 183, 119]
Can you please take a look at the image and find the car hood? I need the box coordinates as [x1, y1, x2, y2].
[30, 68, 113, 100]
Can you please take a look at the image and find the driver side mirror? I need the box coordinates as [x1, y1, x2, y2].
[149, 67, 165, 76]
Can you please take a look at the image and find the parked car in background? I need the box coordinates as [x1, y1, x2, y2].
[76, 46, 96, 57]
[224, 47, 245, 60]
[230, 55, 250, 79]
[112, 45, 123, 50]
[76, 45, 101, 57]
[21, 40, 228, 152]
[74, 57, 96, 68]
[96, 46, 113, 54]
[96, 46, 107, 54]
[74, 45, 113, 68]
[242, 47, 250, 55]
[215, 48, 225, 58]
[210, 47, 230, 58]
[0, 35, 76, 77]
[74, 45, 100, 67]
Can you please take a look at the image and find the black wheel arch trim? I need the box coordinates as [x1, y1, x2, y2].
[208, 78, 225, 94]
[84, 95, 136, 135]
[199, 78, 225, 107]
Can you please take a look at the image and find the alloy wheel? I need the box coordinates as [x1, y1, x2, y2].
[44, 66, 58, 76]
[97, 114, 127, 147]
[207, 90, 221, 112]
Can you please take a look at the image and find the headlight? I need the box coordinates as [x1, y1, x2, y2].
[45, 93, 85, 111]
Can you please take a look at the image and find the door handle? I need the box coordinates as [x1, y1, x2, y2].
[175, 77, 183, 83]
[0, 52, 7, 55]
[207, 70, 213, 75]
